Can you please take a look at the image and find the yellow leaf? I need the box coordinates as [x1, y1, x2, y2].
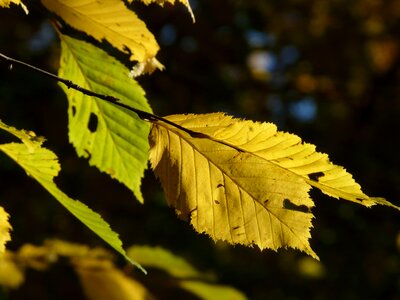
[149, 113, 400, 258]
[0, 252, 24, 289]
[0, 206, 12, 255]
[133, 0, 195, 22]
[16, 239, 113, 271]
[0, 0, 28, 13]
[41, 0, 161, 66]
[75, 257, 155, 300]
[18, 244, 54, 271]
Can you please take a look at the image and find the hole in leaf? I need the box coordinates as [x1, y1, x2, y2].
[83, 149, 91, 159]
[88, 113, 98, 133]
[214, 200, 220, 204]
[71, 106, 76, 116]
[283, 199, 310, 213]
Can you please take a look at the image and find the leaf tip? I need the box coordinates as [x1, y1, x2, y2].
[126, 255, 147, 275]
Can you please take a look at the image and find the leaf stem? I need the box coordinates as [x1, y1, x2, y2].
[0, 51, 204, 138]
[0, 51, 247, 152]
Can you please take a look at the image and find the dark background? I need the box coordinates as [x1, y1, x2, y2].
[1, 0, 400, 299]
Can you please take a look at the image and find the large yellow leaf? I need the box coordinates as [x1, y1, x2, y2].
[41, 0, 160, 68]
[149, 113, 400, 258]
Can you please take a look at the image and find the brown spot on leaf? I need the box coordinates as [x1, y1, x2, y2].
[283, 199, 310, 213]
[308, 172, 324, 181]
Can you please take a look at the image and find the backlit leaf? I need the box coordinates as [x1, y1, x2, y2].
[128, 245, 246, 300]
[16, 239, 113, 271]
[149, 113, 400, 258]
[59, 34, 152, 203]
[41, 0, 160, 66]
[134, 0, 194, 21]
[0, 120, 144, 272]
[0, 206, 12, 254]
[0, 253, 24, 289]
[76, 258, 155, 300]
[0, 0, 28, 13]
[127, 245, 211, 279]
[179, 281, 246, 300]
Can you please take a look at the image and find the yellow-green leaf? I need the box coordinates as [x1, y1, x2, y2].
[128, 245, 246, 300]
[149, 113, 400, 258]
[59, 34, 152, 203]
[0, 206, 12, 255]
[41, 0, 160, 67]
[0, 0, 28, 13]
[0, 120, 145, 272]
[127, 245, 211, 280]
[179, 280, 246, 300]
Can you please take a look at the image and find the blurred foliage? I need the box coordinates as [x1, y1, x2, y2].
[0, 0, 400, 299]
[1, 239, 244, 299]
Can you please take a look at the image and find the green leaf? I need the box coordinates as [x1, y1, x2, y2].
[58, 34, 152, 203]
[0, 120, 145, 273]
[127, 245, 246, 299]
[179, 281, 247, 300]
[127, 245, 211, 280]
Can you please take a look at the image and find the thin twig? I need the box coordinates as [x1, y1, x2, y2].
[0, 51, 207, 138]
[0, 51, 246, 152]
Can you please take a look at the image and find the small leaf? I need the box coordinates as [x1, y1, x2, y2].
[0, 206, 12, 255]
[128, 245, 246, 300]
[127, 245, 211, 280]
[149, 113, 400, 258]
[0, 0, 28, 13]
[41, 0, 160, 66]
[59, 34, 152, 203]
[0, 253, 24, 289]
[0, 120, 145, 272]
[134, 0, 195, 22]
[179, 280, 247, 300]
[75, 257, 155, 300]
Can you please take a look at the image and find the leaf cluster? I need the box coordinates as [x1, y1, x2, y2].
[0, 0, 399, 298]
